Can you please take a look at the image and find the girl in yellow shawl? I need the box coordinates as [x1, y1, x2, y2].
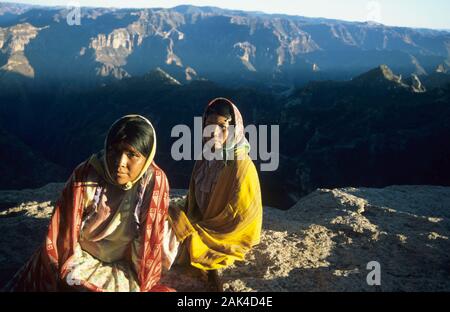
[6, 115, 179, 292]
[168, 98, 263, 291]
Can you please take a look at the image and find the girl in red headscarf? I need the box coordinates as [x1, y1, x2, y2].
[6, 115, 179, 292]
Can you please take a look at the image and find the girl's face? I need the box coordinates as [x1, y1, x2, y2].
[203, 113, 231, 149]
[106, 141, 147, 186]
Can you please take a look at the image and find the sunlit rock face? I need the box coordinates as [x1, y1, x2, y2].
[1, 3, 449, 84]
[1, 185, 449, 291]
[0, 23, 45, 78]
[88, 10, 186, 79]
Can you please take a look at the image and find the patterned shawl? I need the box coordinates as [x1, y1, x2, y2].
[6, 115, 172, 292]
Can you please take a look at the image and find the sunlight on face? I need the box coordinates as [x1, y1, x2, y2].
[106, 141, 147, 185]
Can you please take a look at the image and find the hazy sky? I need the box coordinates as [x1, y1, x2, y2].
[2, 0, 450, 30]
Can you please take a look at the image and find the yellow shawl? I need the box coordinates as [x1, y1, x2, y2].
[168, 98, 263, 270]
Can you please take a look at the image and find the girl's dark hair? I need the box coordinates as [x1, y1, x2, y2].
[205, 99, 234, 124]
[106, 116, 154, 156]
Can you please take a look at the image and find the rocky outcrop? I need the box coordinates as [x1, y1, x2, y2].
[0, 23, 46, 78]
[143, 67, 182, 85]
[90, 28, 136, 79]
[436, 63, 449, 74]
[351, 64, 427, 93]
[1, 184, 449, 291]
[351, 64, 407, 89]
[88, 10, 189, 79]
[233, 42, 257, 72]
[223, 186, 450, 291]
[184, 66, 197, 81]
[408, 74, 427, 93]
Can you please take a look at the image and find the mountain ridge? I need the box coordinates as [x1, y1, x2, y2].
[1, 2, 449, 87]
[1, 64, 449, 208]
